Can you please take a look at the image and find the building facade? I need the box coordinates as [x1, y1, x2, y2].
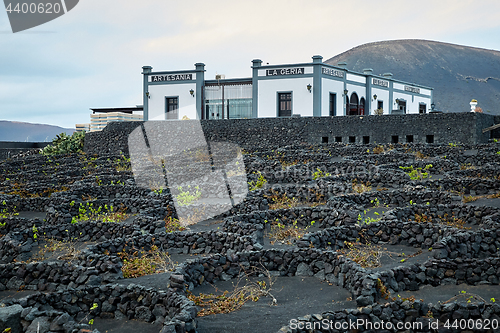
[142, 56, 433, 121]
[88, 107, 143, 132]
[75, 123, 91, 132]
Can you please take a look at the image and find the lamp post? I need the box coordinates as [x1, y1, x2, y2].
[343, 89, 348, 115]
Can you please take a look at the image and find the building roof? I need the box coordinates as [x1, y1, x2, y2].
[90, 106, 143, 114]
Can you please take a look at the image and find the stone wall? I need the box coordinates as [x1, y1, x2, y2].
[83, 113, 497, 156]
[0, 142, 49, 161]
[1, 283, 197, 333]
[280, 298, 500, 333]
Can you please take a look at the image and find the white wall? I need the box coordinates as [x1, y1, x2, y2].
[321, 78, 345, 116]
[258, 78, 313, 117]
[392, 92, 432, 114]
[420, 88, 432, 96]
[346, 73, 365, 84]
[148, 83, 197, 120]
[393, 83, 405, 91]
[371, 88, 390, 115]
[346, 83, 366, 103]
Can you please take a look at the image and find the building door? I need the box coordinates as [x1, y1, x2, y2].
[278, 92, 292, 117]
[329, 93, 336, 116]
[349, 93, 359, 115]
[359, 97, 365, 115]
[166, 97, 179, 120]
[419, 103, 427, 114]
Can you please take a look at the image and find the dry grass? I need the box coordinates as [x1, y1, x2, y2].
[1, 184, 69, 198]
[164, 216, 187, 233]
[414, 151, 428, 159]
[352, 179, 372, 194]
[118, 244, 175, 278]
[266, 193, 300, 210]
[266, 220, 310, 245]
[414, 213, 471, 230]
[186, 265, 277, 316]
[339, 241, 383, 268]
[179, 207, 210, 227]
[280, 159, 300, 169]
[460, 163, 476, 170]
[372, 145, 384, 154]
[462, 191, 500, 203]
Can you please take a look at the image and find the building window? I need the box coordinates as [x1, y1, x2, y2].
[166, 97, 179, 120]
[278, 93, 292, 117]
[377, 100, 383, 110]
[329, 93, 336, 116]
[204, 84, 252, 120]
[419, 103, 427, 114]
[398, 100, 407, 113]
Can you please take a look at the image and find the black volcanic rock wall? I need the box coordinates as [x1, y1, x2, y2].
[84, 113, 496, 156]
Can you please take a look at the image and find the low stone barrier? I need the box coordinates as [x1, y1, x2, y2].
[1, 283, 197, 333]
[278, 297, 500, 333]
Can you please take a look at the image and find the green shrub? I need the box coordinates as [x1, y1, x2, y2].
[0, 200, 18, 220]
[248, 171, 267, 191]
[40, 131, 85, 156]
[71, 202, 128, 223]
[176, 186, 201, 206]
[399, 164, 433, 180]
[312, 168, 331, 180]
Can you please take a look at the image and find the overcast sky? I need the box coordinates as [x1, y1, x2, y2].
[1, 0, 500, 129]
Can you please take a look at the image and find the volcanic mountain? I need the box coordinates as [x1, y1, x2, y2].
[325, 40, 500, 115]
[0, 120, 74, 142]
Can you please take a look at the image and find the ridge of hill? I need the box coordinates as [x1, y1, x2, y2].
[0, 120, 74, 142]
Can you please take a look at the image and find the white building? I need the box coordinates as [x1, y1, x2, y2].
[75, 123, 91, 132]
[142, 56, 433, 121]
[89, 107, 143, 132]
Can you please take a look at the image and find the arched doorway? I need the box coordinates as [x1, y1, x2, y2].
[359, 97, 365, 115]
[349, 93, 359, 115]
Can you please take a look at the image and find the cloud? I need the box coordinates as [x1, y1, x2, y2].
[0, 0, 500, 127]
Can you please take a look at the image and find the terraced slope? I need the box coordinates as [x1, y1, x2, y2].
[0, 142, 499, 333]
